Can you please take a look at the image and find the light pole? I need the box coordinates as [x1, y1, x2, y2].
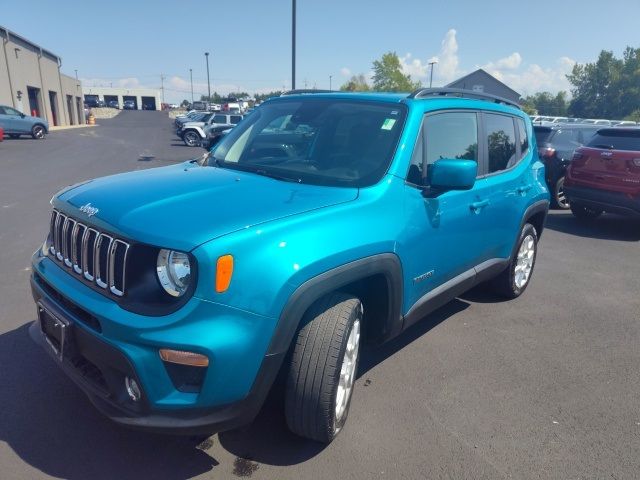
[74, 69, 78, 80]
[428, 60, 438, 88]
[189, 68, 194, 103]
[292, 0, 296, 90]
[205, 52, 211, 100]
[329, 75, 333, 91]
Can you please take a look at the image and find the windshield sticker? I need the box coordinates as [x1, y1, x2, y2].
[381, 118, 396, 130]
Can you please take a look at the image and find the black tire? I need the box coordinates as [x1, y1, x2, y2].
[31, 124, 46, 139]
[183, 130, 201, 147]
[570, 202, 602, 220]
[285, 292, 363, 443]
[489, 223, 538, 299]
[553, 176, 570, 210]
[9, 134, 20, 139]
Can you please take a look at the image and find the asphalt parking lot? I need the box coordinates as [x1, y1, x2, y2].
[1, 111, 639, 480]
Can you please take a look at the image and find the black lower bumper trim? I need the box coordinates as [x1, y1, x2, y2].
[565, 185, 640, 217]
[30, 273, 286, 435]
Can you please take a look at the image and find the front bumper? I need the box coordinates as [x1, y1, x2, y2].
[30, 254, 283, 434]
[565, 185, 640, 217]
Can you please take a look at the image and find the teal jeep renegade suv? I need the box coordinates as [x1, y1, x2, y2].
[30, 89, 549, 443]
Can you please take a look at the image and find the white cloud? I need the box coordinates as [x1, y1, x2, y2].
[399, 29, 462, 84]
[481, 56, 576, 95]
[340, 67, 351, 77]
[483, 52, 522, 71]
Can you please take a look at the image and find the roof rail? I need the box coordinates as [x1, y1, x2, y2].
[407, 88, 521, 110]
[281, 89, 335, 96]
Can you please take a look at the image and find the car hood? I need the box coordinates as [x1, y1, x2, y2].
[55, 162, 358, 251]
[181, 121, 205, 128]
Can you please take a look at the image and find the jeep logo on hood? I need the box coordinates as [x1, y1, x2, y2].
[79, 203, 99, 217]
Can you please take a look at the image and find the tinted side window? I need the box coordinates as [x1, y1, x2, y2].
[485, 113, 516, 173]
[408, 112, 478, 185]
[230, 115, 243, 124]
[213, 115, 226, 123]
[517, 118, 528, 156]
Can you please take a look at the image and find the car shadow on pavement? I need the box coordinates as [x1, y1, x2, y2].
[217, 298, 470, 466]
[0, 323, 219, 480]
[544, 211, 640, 241]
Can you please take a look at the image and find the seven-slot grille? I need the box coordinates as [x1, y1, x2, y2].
[49, 209, 130, 297]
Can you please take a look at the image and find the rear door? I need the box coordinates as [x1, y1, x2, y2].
[570, 129, 640, 194]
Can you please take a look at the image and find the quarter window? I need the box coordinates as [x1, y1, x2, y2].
[408, 112, 478, 185]
[516, 118, 528, 157]
[485, 113, 516, 173]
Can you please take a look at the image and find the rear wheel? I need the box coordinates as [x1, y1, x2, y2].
[285, 292, 362, 443]
[489, 223, 538, 299]
[570, 202, 602, 220]
[553, 176, 570, 210]
[183, 131, 201, 147]
[31, 124, 46, 139]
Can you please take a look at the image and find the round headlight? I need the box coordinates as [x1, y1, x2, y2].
[157, 249, 191, 297]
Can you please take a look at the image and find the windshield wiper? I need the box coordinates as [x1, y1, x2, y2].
[252, 168, 302, 183]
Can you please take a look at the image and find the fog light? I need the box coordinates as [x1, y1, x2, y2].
[125, 376, 141, 402]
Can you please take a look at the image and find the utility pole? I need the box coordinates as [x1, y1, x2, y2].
[292, 0, 296, 89]
[160, 74, 165, 104]
[329, 75, 333, 91]
[304, 78, 308, 89]
[74, 69, 78, 80]
[428, 60, 438, 88]
[189, 68, 194, 102]
[205, 52, 211, 101]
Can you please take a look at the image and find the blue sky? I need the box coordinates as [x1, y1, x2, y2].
[3, 0, 640, 102]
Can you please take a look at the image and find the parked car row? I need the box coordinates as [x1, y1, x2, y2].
[531, 115, 638, 127]
[173, 110, 244, 147]
[0, 105, 49, 140]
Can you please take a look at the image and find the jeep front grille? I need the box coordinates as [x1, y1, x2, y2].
[49, 209, 130, 297]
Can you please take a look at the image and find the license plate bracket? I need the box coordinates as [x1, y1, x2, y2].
[38, 302, 74, 361]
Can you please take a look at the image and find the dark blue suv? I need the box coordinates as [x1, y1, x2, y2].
[30, 89, 549, 443]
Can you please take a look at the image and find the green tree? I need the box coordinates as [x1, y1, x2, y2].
[521, 91, 568, 116]
[254, 91, 284, 102]
[180, 99, 190, 108]
[340, 74, 371, 92]
[566, 48, 640, 119]
[372, 52, 421, 92]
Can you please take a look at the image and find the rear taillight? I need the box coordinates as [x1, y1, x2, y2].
[538, 147, 555, 159]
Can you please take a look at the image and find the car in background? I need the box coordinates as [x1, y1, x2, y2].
[534, 124, 600, 209]
[191, 101, 209, 111]
[123, 100, 136, 110]
[178, 113, 244, 147]
[581, 119, 611, 126]
[565, 128, 640, 218]
[0, 105, 49, 139]
[611, 120, 637, 126]
[0, 125, 4, 141]
[107, 100, 119, 109]
[200, 123, 234, 150]
[142, 103, 155, 110]
[174, 111, 211, 130]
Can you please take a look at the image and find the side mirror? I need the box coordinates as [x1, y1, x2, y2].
[20, 113, 26, 118]
[428, 159, 477, 191]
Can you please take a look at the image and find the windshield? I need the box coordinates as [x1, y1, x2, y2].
[209, 98, 407, 187]
[587, 130, 640, 151]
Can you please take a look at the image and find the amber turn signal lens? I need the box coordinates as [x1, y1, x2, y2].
[216, 254, 234, 292]
[159, 349, 209, 367]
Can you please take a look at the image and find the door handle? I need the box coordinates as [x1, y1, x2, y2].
[516, 184, 532, 195]
[469, 199, 489, 213]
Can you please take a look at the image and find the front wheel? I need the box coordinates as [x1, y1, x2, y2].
[31, 124, 46, 139]
[489, 223, 538, 299]
[285, 293, 362, 443]
[183, 131, 201, 147]
[570, 202, 602, 220]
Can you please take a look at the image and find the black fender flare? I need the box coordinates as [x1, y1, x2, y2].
[266, 253, 404, 356]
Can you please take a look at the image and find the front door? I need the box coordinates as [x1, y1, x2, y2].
[400, 111, 494, 313]
[0, 106, 29, 133]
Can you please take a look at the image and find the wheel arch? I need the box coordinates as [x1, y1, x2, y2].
[523, 200, 549, 238]
[266, 253, 404, 356]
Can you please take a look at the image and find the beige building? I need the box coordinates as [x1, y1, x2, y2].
[1, 25, 85, 126]
[82, 86, 162, 110]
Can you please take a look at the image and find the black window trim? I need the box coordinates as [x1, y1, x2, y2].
[405, 108, 485, 188]
[480, 111, 530, 179]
